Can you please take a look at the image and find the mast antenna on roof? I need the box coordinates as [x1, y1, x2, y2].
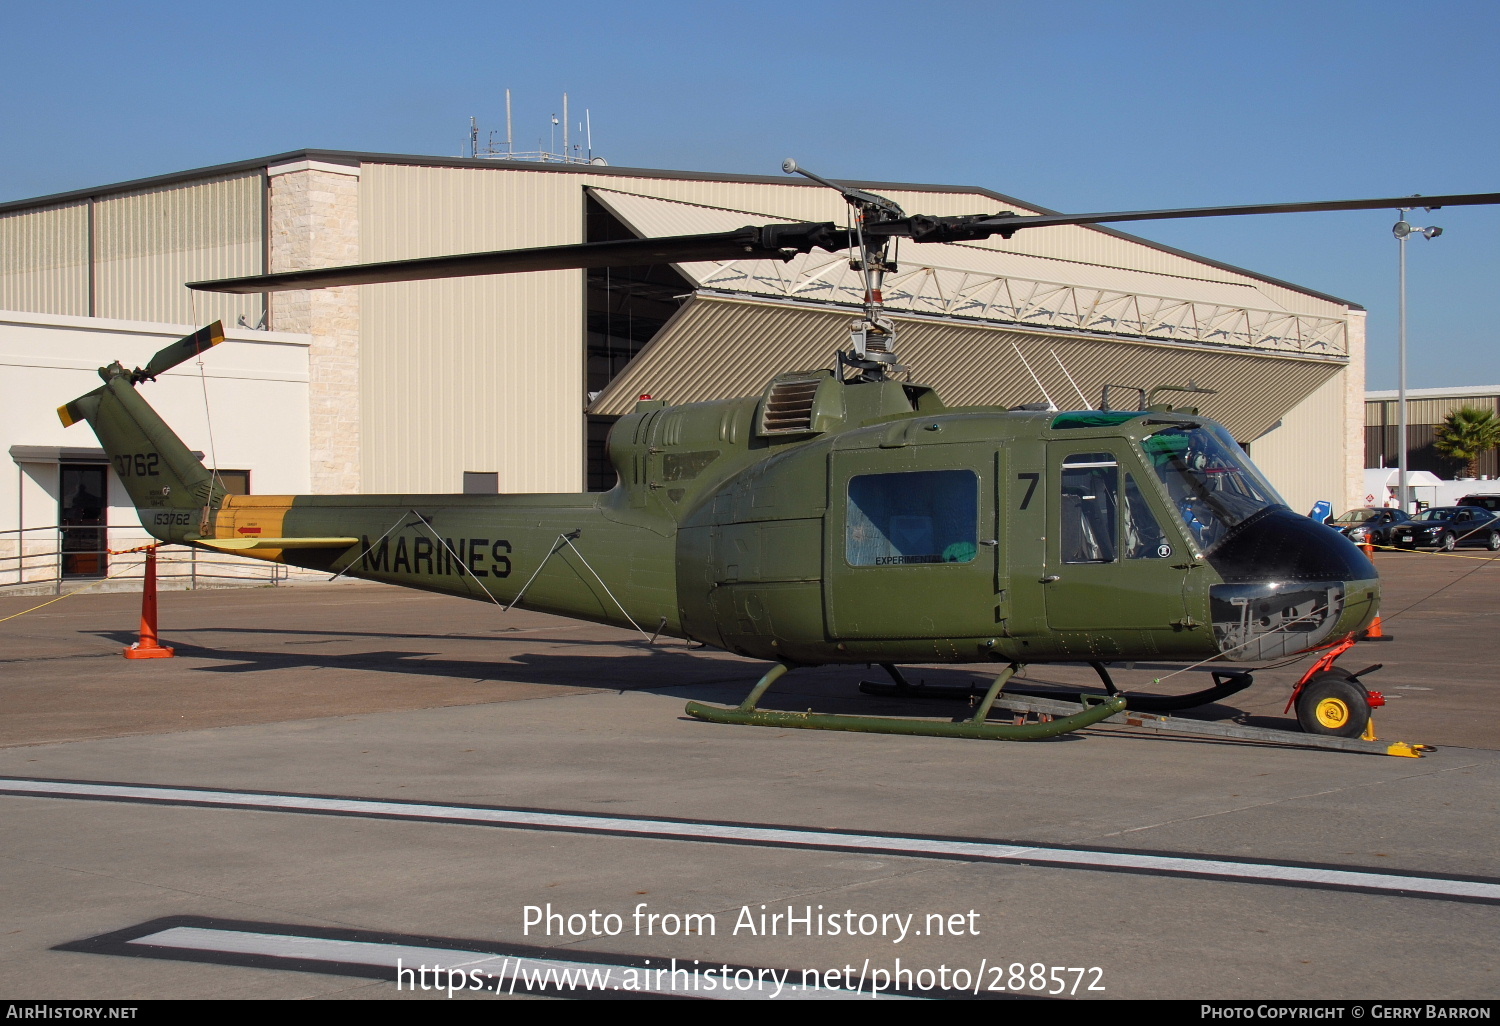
[466, 89, 601, 165]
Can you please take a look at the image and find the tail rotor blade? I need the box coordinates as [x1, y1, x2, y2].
[135, 321, 225, 382]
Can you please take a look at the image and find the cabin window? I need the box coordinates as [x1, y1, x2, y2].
[1060, 453, 1118, 563]
[846, 470, 978, 566]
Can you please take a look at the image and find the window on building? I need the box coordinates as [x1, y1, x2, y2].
[463, 472, 499, 494]
[213, 470, 250, 495]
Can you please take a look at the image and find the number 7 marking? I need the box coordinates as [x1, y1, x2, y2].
[1017, 472, 1040, 510]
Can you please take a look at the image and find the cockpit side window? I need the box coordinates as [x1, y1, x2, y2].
[1060, 453, 1118, 564]
[1124, 474, 1171, 558]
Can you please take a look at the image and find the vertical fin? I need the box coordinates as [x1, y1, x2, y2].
[61, 376, 221, 542]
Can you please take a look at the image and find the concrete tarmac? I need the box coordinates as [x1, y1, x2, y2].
[1, 550, 1497, 1000]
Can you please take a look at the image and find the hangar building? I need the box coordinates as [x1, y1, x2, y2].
[1366, 385, 1500, 481]
[2, 150, 1366, 575]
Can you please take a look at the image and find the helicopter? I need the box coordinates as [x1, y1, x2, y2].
[55, 162, 1500, 744]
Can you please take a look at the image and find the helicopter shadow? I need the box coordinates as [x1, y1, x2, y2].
[84, 625, 1084, 723]
[113, 624, 636, 646]
[85, 625, 1286, 732]
[85, 626, 774, 698]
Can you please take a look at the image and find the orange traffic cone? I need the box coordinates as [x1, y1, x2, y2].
[123, 546, 175, 659]
[1361, 615, 1392, 642]
[1361, 541, 1375, 557]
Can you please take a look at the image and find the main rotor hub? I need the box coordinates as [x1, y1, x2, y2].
[782, 159, 910, 382]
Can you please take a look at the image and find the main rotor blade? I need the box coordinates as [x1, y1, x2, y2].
[874, 192, 1500, 242]
[992, 191, 1500, 231]
[190, 224, 844, 294]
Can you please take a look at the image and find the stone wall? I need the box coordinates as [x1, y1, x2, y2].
[1343, 310, 1367, 512]
[268, 161, 361, 494]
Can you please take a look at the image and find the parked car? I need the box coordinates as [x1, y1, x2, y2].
[1392, 505, 1500, 551]
[1457, 494, 1500, 512]
[1329, 507, 1411, 547]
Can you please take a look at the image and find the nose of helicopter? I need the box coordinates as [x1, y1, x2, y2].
[1205, 507, 1380, 661]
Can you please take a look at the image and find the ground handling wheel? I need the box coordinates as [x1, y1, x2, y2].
[1295, 670, 1372, 738]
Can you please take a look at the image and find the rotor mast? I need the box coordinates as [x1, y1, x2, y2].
[781, 159, 906, 381]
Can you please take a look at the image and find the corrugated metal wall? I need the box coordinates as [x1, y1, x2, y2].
[0, 175, 263, 327]
[94, 174, 264, 327]
[1367, 395, 1500, 426]
[359, 165, 586, 493]
[0, 203, 88, 315]
[1250, 368, 1350, 515]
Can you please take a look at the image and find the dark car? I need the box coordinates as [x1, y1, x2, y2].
[1457, 494, 1500, 512]
[1392, 505, 1500, 551]
[1329, 507, 1411, 547]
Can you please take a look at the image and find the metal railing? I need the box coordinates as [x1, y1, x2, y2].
[0, 524, 297, 593]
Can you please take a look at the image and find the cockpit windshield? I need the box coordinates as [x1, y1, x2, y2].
[1141, 425, 1285, 551]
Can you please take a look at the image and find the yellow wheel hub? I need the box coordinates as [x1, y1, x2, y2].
[1315, 697, 1351, 729]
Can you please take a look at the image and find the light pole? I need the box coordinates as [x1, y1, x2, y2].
[1393, 211, 1442, 511]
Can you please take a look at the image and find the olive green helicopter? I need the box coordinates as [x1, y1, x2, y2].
[58, 162, 1500, 744]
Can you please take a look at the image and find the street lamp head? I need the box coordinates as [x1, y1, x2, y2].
[1392, 221, 1443, 240]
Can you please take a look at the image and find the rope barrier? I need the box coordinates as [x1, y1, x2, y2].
[106, 542, 163, 556]
[1364, 540, 1500, 561]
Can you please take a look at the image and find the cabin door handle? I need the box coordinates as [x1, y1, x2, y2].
[1040, 574, 1061, 583]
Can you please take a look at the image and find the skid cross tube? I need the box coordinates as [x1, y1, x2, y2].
[685, 661, 1126, 740]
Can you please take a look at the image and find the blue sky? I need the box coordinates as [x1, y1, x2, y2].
[3, 0, 1495, 388]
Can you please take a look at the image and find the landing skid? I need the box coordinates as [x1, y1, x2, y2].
[685, 661, 1125, 741]
[856, 661, 1254, 713]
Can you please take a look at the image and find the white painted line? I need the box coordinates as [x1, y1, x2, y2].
[5, 778, 1499, 903]
[131, 926, 903, 1000]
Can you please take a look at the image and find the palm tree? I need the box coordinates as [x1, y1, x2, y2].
[1434, 406, 1500, 479]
